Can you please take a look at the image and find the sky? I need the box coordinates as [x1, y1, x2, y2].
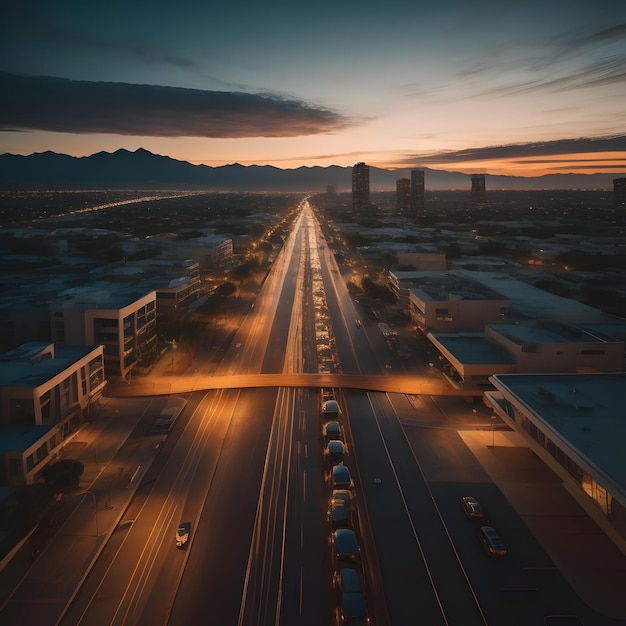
[1, 0, 625, 177]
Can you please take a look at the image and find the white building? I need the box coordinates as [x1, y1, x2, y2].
[485, 372, 626, 555]
[0, 342, 105, 486]
[49, 283, 157, 380]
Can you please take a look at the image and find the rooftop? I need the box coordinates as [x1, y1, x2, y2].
[408, 271, 509, 301]
[489, 321, 623, 346]
[489, 372, 626, 504]
[0, 342, 99, 388]
[429, 333, 516, 365]
[52, 281, 154, 310]
[0, 425, 54, 453]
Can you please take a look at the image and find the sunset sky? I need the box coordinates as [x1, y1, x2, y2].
[1, 0, 625, 177]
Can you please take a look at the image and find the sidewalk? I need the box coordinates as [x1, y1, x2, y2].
[460, 430, 626, 622]
[0, 394, 185, 625]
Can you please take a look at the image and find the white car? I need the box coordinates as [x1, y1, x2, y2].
[176, 522, 191, 548]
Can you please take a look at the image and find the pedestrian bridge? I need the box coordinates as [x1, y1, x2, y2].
[111, 373, 483, 397]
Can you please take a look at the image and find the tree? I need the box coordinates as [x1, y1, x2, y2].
[42, 459, 84, 495]
[215, 281, 237, 297]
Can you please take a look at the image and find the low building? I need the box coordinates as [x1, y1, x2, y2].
[409, 272, 511, 333]
[161, 235, 233, 271]
[485, 372, 626, 555]
[396, 251, 446, 271]
[0, 342, 105, 486]
[485, 321, 624, 373]
[107, 258, 202, 317]
[428, 320, 624, 390]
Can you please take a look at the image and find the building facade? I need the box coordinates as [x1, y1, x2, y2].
[485, 373, 626, 554]
[0, 342, 105, 486]
[410, 169, 425, 213]
[614, 177, 626, 208]
[396, 178, 411, 211]
[470, 174, 486, 204]
[408, 274, 511, 333]
[352, 162, 370, 210]
[50, 285, 157, 381]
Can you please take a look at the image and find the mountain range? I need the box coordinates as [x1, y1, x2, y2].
[0, 148, 620, 191]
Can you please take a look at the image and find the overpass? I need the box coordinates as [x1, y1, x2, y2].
[109, 373, 483, 398]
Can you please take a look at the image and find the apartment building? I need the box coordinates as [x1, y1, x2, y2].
[0, 342, 105, 486]
[49, 284, 157, 380]
[352, 162, 370, 211]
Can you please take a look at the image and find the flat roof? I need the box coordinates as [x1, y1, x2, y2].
[430, 333, 516, 365]
[52, 281, 154, 310]
[407, 271, 509, 301]
[0, 425, 54, 452]
[489, 321, 621, 346]
[464, 270, 607, 322]
[0, 342, 99, 387]
[489, 372, 626, 501]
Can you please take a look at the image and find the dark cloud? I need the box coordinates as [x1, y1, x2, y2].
[398, 135, 626, 165]
[0, 73, 351, 138]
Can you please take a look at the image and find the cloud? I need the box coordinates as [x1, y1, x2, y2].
[0, 72, 352, 138]
[397, 135, 626, 165]
[454, 22, 626, 100]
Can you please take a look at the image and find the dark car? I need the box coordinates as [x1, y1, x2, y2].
[322, 399, 341, 419]
[325, 440, 347, 466]
[333, 528, 360, 564]
[461, 496, 484, 519]
[335, 568, 369, 624]
[478, 525, 507, 556]
[323, 421, 343, 441]
[328, 499, 351, 530]
[332, 464, 354, 489]
[175, 521, 191, 548]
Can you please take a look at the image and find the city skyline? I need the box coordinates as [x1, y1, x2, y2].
[1, 0, 626, 177]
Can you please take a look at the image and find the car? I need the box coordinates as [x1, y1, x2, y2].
[322, 399, 341, 419]
[331, 489, 355, 510]
[354, 319, 362, 329]
[461, 496, 484, 519]
[334, 568, 369, 624]
[333, 528, 360, 563]
[332, 464, 354, 489]
[323, 421, 343, 441]
[328, 500, 351, 529]
[478, 525, 507, 556]
[175, 521, 191, 548]
[325, 440, 347, 466]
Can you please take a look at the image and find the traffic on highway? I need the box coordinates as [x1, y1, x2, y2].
[2, 200, 594, 626]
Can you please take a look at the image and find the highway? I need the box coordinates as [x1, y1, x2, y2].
[46, 200, 556, 625]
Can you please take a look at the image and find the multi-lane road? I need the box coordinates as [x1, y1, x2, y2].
[11, 199, 592, 625]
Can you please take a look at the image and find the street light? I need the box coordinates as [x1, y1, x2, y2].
[491, 415, 497, 447]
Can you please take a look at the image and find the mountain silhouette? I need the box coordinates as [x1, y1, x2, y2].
[0, 148, 619, 191]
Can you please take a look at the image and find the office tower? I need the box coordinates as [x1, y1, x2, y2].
[614, 178, 626, 208]
[396, 178, 410, 211]
[352, 162, 370, 210]
[470, 174, 486, 204]
[410, 169, 425, 213]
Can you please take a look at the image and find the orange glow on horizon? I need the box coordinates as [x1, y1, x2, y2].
[188, 151, 626, 178]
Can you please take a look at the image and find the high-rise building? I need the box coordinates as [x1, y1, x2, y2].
[396, 178, 410, 211]
[410, 169, 425, 213]
[470, 174, 486, 204]
[614, 177, 626, 208]
[352, 162, 370, 210]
